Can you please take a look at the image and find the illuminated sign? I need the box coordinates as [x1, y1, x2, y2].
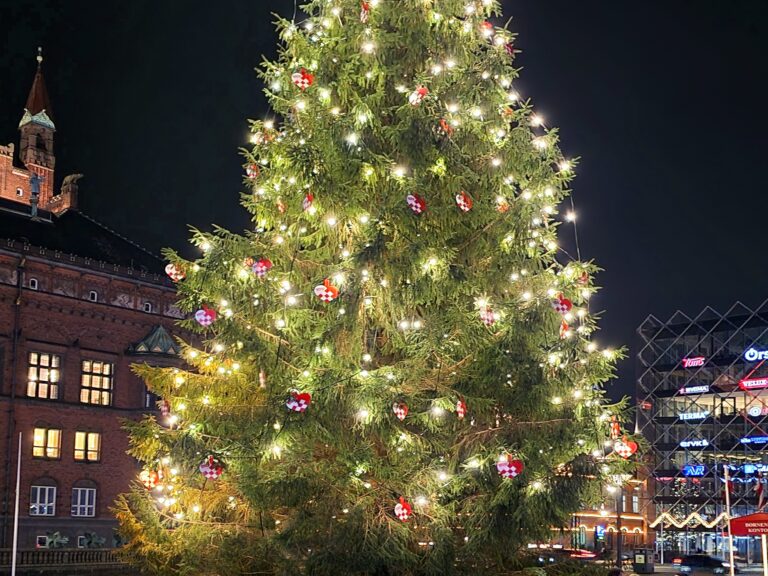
[679, 411, 710, 421]
[680, 385, 710, 395]
[682, 464, 707, 477]
[748, 405, 768, 418]
[682, 357, 706, 368]
[595, 525, 605, 540]
[745, 348, 768, 362]
[740, 436, 768, 445]
[740, 378, 768, 390]
[680, 439, 709, 448]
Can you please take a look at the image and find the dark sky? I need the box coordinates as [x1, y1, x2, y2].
[2, 0, 767, 400]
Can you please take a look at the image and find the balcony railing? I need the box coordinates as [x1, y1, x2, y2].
[0, 548, 126, 568]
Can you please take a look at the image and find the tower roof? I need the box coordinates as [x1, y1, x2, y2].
[19, 48, 54, 130]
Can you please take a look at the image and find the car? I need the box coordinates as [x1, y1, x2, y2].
[678, 554, 739, 575]
[534, 548, 597, 566]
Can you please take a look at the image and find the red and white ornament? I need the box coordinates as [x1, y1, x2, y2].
[456, 191, 473, 213]
[160, 399, 171, 417]
[578, 271, 590, 285]
[438, 118, 454, 138]
[559, 320, 569, 339]
[252, 258, 273, 278]
[139, 469, 160, 490]
[199, 455, 224, 480]
[246, 163, 260, 179]
[481, 20, 495, 38]
[406, 193, 427, 215]
[408, 86, 429, 106]
[286, 391, 312, 413]
[613, 438, 638, 459]
[360, 1, 370, 22]
[194, 305, 217, 327]
[609, 416, 621, 440]
[165, 263, 185, 282]
[303, 193, 314, 211]
[496, 197, 510, 213]
[276, 198, 286, 214]
[480, 307, 496, 326]
[314, 278, 339, 302]
[259, 369, 267, 388]
[551, 294, 573, 315]
[496, 454, 524, 479]
[392, 402, 409, 421]
[394, 497, 412, 521]
[292, 68, 314, 90]
[456, 399, 467, 420]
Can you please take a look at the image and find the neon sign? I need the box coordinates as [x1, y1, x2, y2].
[740, 436, 768, 445]
[679, 411, 710, 421]
[682, 464, 707, 477]
[745, 348, 768, 362]
[682, 357, 706, 368]
[680, 439, 709, 448]
[747, 405, 768, 417]
[740, 377, 768, 390]
[680, 385, 709, 395]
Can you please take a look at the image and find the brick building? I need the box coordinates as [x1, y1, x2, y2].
[0, 52, 185, 550]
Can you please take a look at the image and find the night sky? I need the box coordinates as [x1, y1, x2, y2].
[2, 0, 767, 400]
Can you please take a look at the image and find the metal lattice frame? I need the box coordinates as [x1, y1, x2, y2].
[637, 300, 768, 533]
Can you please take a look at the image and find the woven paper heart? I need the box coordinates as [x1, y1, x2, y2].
[139, 469, 159, 490]
[394, 497, 412, 521]
[456, 399, 467, 420]
[195, 306, 217, 327]
[360, 1, 370, 22]
[496, 455, 524, 479]
[408, 86, 429, 106]
[286, 391, 312, 413]
[392, 402, 409, 421]
[303, 193, 314, 211]
[406, 193, 426, 215]
[456, 191, 473, 213]
[480, 307, 496, 326]
[292, 68, 314, 90]
[551, 295, 573, 315]
[160, 400, 171, 416]
[314, 279, 339, 302]
[165, 263, 185, 282]
[252, 258, 273, 278]
[246, 163, 260, 179]
[199, 455, 224, 480]
[614, 438, 637, 459]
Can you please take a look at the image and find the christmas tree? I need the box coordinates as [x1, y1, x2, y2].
[115, 1, 630, 574]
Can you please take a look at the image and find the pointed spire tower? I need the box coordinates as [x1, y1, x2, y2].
[19, 47, 55, 205]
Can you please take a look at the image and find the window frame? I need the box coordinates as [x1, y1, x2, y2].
[27, 352, 62, 400]
[29, 485, 56, 516]
[71, 487, 97, 517]
[28, 278, 38, 290]
[79, 360, 115, 406]
[88, 290, 99, 302]
[32, 427, 61, 460]
[74, 431, 101, 462]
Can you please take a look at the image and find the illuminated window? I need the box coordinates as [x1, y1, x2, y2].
[74, 432, 101, 462]
[30, 485, 56, 516]
[80, 360, 114, 406]
[71, 487, 96, 517]
[27, 352, 61, 400]
[32, 428, 61, 459]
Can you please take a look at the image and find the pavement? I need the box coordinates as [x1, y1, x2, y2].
[652, 564, 765, 574]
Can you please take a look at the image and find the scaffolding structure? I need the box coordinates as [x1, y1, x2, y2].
[637, 301, 768, 561]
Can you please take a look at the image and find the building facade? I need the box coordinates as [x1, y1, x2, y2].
[637, 302, 768, 562]
[0, 52, 185, 550]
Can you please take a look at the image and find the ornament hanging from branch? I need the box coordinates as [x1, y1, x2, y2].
[199, 455, 224, 480]
[252, 258, 273, 278]
[609, 416, 621, 439]
[551, 294, 573, 315]
[456, 399, 467, 420]
[194, 305, 217, 327]
[139, 469, 160, 490]
[165, 263, 186, 282]
[496, 197, 510, 213]
[456, 191, 473, 213]
[360, 1, 370, 23]
[246, 163, 261, 179]
[160, 399, 171, 417]
[276, 197, 286, 214]
[406, 193, 427, 215]
[314, 278, 339, 302]
[408, 86, 429, 106]
[496, 454, 524, 479]
[437, 118, 454, 138]
[303, 193, 314, 212]
[286, 391, 312, 412]
[480, 307, 496, 327]
[394, 497, 412, 521]
[559, 320, 569, 339]
[613, 437, 637, 459]
[392, 402, 409, 421]
[292, 68, 314, 90]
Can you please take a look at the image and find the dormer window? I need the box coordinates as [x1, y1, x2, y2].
[16, 188, 24, 197]
[143, 302, 153, 313]
[88, 291, 99, 302]
[28, 278, 38, 290]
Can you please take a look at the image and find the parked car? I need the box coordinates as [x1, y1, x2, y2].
[678, 554, 739, 575]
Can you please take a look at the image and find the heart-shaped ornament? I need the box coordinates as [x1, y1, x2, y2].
[314, 279, 339, 303]
[199, 455, 224, 480]
[252, 258, 273, 278]
[614, 438, 638, 459]
[551, 295, 573, 315]
[165, 263, 185, 282]
[195, 305, 217, 327]
[392, 402, 409, 421]
[456, 399, 467, 420]
[394, 497, 412, 521]
[496, 454, 524, 479]
[456, 191, 473, 213]
[286, 391, 312, 413]
[406, 193, 426, 215]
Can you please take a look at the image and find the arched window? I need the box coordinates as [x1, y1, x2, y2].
[30, 477, 57, 516]
[28, 278, 38, 290]
[88, 290, 99, 302]
[71, 479, 97, 517]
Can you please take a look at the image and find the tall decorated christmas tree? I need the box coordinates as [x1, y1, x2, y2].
[115, 1, 632, 574]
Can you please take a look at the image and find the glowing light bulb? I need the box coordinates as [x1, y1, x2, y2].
[361, 41, 375, 54]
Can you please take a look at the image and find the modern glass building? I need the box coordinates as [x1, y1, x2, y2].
[637, 302, 768, 562]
